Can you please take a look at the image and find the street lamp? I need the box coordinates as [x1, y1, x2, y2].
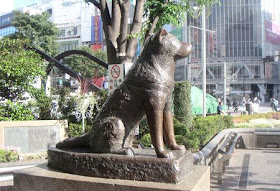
[201, 5, 207, 117]
[187, 5, 211, 116]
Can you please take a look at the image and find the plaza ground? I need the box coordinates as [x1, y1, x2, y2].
[211, 149, 280, 191]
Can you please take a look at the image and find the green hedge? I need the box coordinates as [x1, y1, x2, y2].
[140, 115, 233, 151]
[188, 115, 233, 149]
[173, 81, 192, 129]
[68, 122, 91, 138]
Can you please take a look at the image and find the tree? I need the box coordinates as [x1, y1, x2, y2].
[63, 46, 107, 78]
[85, 0, 218, 65]
[0, 38, 46, 100]
[10, 10, 59, 56]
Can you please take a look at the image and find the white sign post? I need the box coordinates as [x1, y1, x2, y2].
[108, 64, 124, 94]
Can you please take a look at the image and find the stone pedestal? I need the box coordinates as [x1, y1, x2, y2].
[13, 163, 210, 191]
[48, 148, 193, 184]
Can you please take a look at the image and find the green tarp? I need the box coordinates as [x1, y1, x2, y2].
[191, 86, 218, 115]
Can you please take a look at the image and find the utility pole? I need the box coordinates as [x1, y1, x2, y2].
[202, 5, 207, 117]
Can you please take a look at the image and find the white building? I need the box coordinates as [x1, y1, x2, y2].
[28, 0, 97, 52]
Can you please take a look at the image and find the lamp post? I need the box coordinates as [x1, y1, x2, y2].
[188, 5, 213, 116]
[201, 5, 207, 117]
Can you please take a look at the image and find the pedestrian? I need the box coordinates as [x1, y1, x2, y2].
[274, 98, 278, 111]
[217, 102, 225, 115]
[242, 97, 246, 107]
[232, 99, 238, 112]
[271, 97, 278, 111]
[226, 98, 231, 109]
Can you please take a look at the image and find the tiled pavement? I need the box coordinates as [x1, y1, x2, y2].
[211, 149, 280, 191]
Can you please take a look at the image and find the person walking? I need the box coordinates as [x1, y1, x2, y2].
[217, 102, 225, 115]
[226, 98, 231, 109]
[232, 99, 238, 112]
[242, 97, 246, 107]
[271, 97, 278, 111]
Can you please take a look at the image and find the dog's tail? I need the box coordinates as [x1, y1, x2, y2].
[56, 132, 90, 149]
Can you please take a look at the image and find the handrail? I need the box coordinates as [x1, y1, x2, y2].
[218, 131, 236, 155]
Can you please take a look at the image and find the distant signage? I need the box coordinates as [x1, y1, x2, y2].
[265, 20, 280, 45]
[91, 44, 102, 51]
[91, 15, 102, 43]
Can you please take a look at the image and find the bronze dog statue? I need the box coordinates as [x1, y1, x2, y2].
[57, 29, 192, 158]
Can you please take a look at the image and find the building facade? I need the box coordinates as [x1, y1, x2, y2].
[175, 0, 280, 103]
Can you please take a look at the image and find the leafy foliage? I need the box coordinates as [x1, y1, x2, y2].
[143, 0, 220, 38]
[11, 11, 59, 56]
[139, 115, 233, 151]
[0, 148, 19, 163]
[31, 88, 53, 120]
[186, 115, 233, 150]
[92, 89, 108, 119]
[57, 87, 77, 120]
[68, 122, 91, 138]
[173, 81, 192, 129]
[140, 134, 152, 147]
[0, 100, 34, 121]
[173, 117, 190, 136]
[139, 117, 149, 138]
[0, 38, 46, 100]
[63, 46, 107, 78]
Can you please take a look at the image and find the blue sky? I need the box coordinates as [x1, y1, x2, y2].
[14, 0, 41, 9]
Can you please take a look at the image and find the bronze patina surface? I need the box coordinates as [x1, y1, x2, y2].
[55, 28, 192, 159]
[48, 147, 193, 183]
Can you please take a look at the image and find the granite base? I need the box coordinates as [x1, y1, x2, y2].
[13, 163, 210, 191]
[48, 147, 193, 183]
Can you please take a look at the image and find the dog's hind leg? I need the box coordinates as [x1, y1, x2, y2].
[100, 117, 134, 155]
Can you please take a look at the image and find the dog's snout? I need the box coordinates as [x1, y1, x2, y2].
[175, 43, 192, 61]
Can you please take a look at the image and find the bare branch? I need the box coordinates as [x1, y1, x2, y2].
[99, 0, 118, 64]
[86, 0, 101, 9]
[99, 0, 111, 27]
[126, 0, 145, 62]
[111, 0, 121, 40]
[117, 0, 130, 63]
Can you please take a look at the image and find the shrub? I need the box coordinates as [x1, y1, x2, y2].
[175, 135, 187, 146]
[140, 134, 152, 147]
[173, 81, 192, 129]
[68, 122, 91, 137]
[0, 148, 19, 163]
[173, 117, 190, 136]
[0, 100, 34, 121]
[139, 117, 149, 138]
[31, 89, 53, 120]
[185, 115, 233, 150]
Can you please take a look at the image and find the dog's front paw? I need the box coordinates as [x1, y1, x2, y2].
[158, 150, 174, 159]
[170, 144, 186, 151]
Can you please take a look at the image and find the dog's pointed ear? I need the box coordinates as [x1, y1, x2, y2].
[156, 28, 168, 43]
[159, 28, 168, 37]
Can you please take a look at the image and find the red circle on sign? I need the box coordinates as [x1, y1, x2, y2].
[111, 65, 121, 78]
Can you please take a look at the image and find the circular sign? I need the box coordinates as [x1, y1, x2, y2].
[111, 65, 121, 78]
